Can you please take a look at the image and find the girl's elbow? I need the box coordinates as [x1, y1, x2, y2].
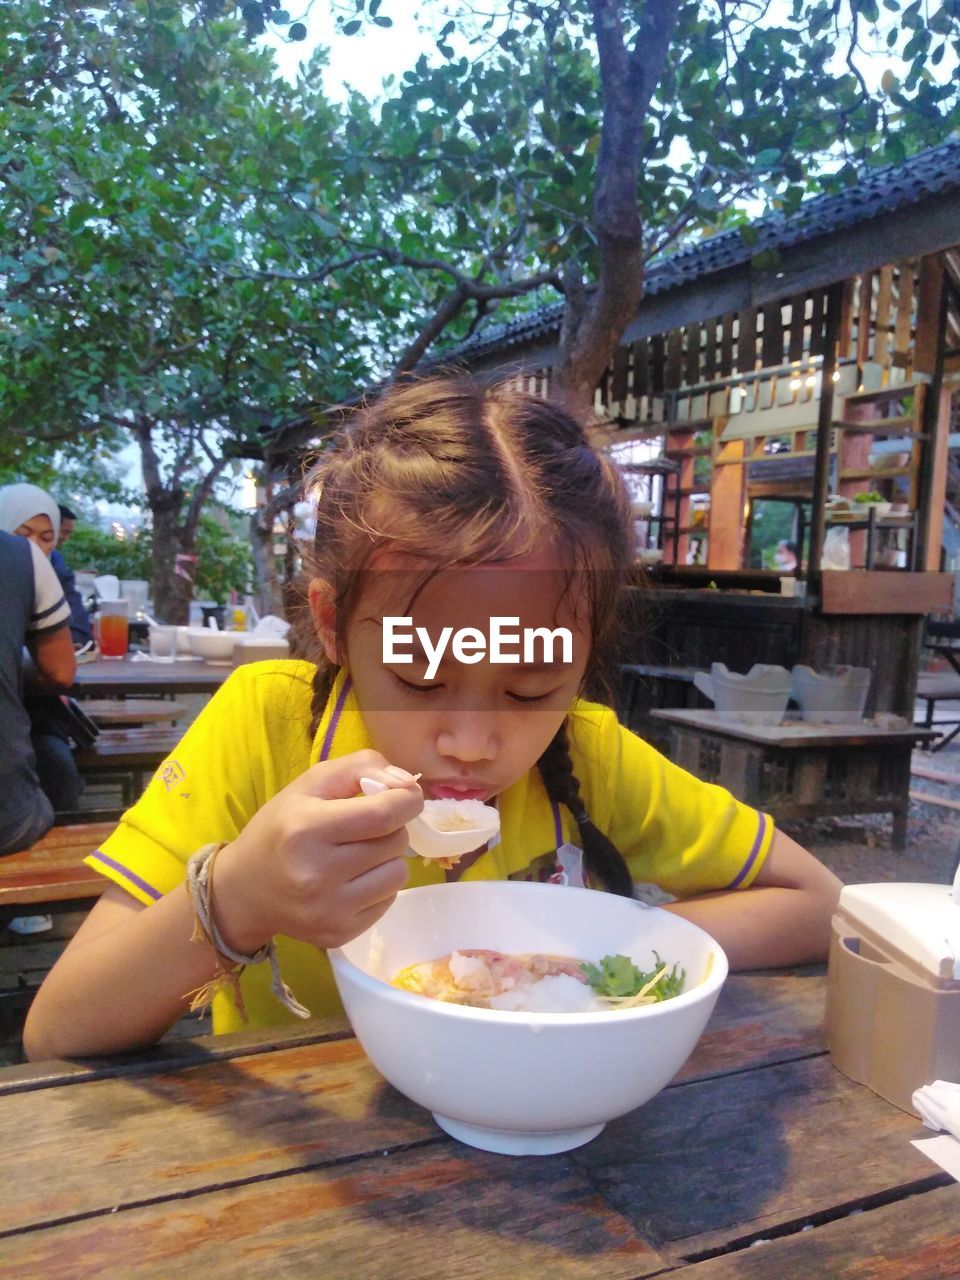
[22, 1005, 61, 1063]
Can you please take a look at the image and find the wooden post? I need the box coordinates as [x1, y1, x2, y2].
[924, 385, 952, 571]
[915, 259, 949, 569]
[708, 434, 746, 570]
[807, 281, 845, 578]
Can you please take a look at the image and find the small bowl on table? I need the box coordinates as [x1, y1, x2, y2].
[186, 628, 236, 665]
[329, 880, 727, 1156]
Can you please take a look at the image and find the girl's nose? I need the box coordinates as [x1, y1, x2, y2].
[436, 714, 498, 763]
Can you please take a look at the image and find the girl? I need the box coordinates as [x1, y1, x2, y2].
[24, 378, 841, 1060]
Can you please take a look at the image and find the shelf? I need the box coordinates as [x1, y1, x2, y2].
[842, 381, 926, 403]
[678, 526, 709, 536]
[840, 420, 924, 436]
[839, 467, 911, 480]
[664, 446, 713, 459]
[825, 517, 915, 529]
[665, 486, 711, 497]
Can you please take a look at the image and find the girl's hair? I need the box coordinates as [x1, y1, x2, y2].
[303, 373, 636, 896]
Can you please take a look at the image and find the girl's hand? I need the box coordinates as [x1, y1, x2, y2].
[213, 750, 423, 952]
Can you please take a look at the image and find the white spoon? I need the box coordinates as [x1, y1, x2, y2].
[359, 776, 500, 862]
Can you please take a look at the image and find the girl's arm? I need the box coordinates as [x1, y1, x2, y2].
[23, 751, 422, 1061]
[660, 828, 842, 970]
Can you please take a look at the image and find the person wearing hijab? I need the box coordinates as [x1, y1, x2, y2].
[0, 484, 87, 825]
[0, 483, 61, 556]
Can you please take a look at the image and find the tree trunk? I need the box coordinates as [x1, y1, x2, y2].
[249, 508, 285, 616]
[555, 0, 682, 415]
[135, 416, 229, 624]
[151, 497, 197, 624]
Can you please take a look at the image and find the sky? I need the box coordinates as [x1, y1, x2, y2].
[266, 7, 443, 100]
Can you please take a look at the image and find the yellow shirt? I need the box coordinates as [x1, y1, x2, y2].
[86, 661, 772, 1032]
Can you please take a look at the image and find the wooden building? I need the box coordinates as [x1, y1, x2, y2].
[439, 140, 960, 841]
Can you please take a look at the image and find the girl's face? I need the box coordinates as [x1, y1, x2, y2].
[313, 548, 593, 801]
[16, 514, 56, 557]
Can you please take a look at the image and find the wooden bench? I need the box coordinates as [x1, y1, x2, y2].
[75, 726, 182, 804]
[80, 698, 189, 727]
[0, 822, 114, 925]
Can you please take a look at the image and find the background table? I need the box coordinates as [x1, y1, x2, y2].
[72, 654, 233, 697]
[652, 708, 936, 848]
[1, 971, 955, 1276]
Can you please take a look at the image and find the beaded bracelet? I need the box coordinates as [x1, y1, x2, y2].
[184, 843, 310, 1022]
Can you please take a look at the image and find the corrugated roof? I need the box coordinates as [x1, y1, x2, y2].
[445, 136, 960, 363]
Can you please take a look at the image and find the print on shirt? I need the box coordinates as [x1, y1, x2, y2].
[509, 843, 587, 888]
[159, 758, 186, 792]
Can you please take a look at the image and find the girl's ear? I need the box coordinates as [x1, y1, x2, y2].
[308, 578, 342, 665]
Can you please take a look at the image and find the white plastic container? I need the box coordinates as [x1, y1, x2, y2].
[826, 881, 960, 1116]
[791, 665, 871, 724]
[693, 663, 792, 725]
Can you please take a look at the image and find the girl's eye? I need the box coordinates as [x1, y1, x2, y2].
[507, 689, 560, 705]
[393, 673, 443, 696]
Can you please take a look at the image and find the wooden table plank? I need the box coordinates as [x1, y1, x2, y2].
[666, 1183, 960, 1278]
[570, 1054, 936, 1260]
[675, 971, 825, 1083]
[0, 1039, 442, 1232]
[0, 1145, 666, 1280]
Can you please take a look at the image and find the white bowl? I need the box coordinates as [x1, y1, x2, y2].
[791, 664, 871, 724]
[694, 662, 792, 725]
[187, 628, 236, 664]
[330, 881, 727, 1155]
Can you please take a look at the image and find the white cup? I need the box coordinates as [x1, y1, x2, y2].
[148, 624, 178, 663]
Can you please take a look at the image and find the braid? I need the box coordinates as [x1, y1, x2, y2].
[309, 663, 337, 740]
[537, 723, 634, 898]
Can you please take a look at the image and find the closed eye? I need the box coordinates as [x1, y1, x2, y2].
[507, 689, 561, 704]
[392, 673, 443, 695]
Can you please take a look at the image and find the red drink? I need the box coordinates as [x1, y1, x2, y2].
[99, 613, 129, 658]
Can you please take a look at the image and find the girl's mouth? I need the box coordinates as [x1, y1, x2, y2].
[426, 783, 493, 802]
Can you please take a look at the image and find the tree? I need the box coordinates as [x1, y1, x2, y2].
[323, 0, 960, 411]
[1, 2, 420, 619]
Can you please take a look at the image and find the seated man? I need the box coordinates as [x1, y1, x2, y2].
[52, 504, 94, 650]
[0, 530, 76, 932]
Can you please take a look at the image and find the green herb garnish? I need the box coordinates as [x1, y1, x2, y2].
[581, 952, 685, 1004]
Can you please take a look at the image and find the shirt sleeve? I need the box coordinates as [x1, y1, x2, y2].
[573, 703, 773, 897]
[85, 662, 315, 905]
[28, 542, 71, 634]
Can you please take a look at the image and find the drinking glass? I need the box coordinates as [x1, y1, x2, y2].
[98, 600, 130, 659]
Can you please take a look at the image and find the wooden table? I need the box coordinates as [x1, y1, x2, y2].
[1, 971, 955, 1276]
[72, 654, 233, 697]
[652, 708, 936, 848]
